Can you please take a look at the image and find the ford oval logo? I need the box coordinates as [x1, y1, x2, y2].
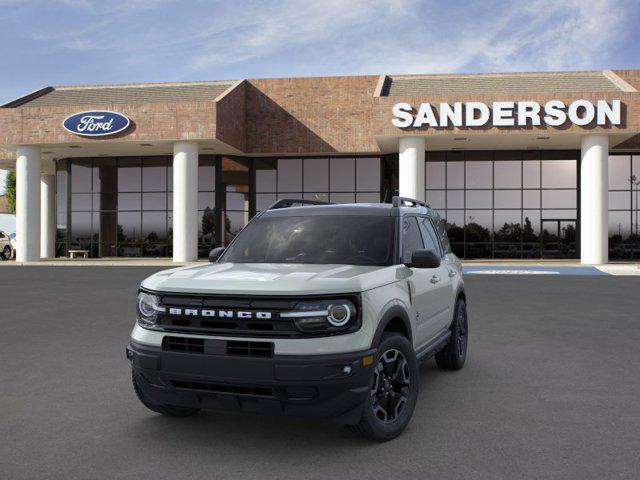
[62, 110, 130, 137]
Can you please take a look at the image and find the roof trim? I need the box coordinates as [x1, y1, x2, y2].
[1, 86, 54, 108]
[373, 75, 389, 97]
[603, 70, 637, 92]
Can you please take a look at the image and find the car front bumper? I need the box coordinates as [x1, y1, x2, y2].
[127, 340, 376, 424]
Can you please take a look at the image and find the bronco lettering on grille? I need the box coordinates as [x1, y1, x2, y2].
[167, 308, 272, 319]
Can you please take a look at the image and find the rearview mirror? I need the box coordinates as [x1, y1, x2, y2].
[405, 249, 440, 269]
[208, 247, 225, 263]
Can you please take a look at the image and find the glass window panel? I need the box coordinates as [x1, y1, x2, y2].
[142, 211, 167, 242]
[167, 165, 173, 191]
[523, 210, 541, 237]
[117, 158, 142, 191]
[465, 190, 492, 209]
[226, 190, 248, 211]
[542, 190, 576, 209]
[609, 210, 631, 238]
[56, 164, 68, 226]
[444, 210, 464, 243]
[93, 159, 117, 198]
[634, 155, 640, 179]
[542, 209, 576, 220]
[494, 161, 521, 188]
[200, 208, 216, 240]
[356, 192, 380, 203]
[465, 210, 492, 243]
[304, 158, 328, 192]
[541, 160, 576, 188]
[426, 190, 446, 209]
[609, 191, 631, 210]
[494, 210, 522, 242]
[198, 164, 215, 191]
[118, 212, 142, 243]
[523, 190, 540, 208]
[465, 161, 492, 188]
[143, 157, 168, 191]
[608, 155, 631, 190]
[225, 211, 248, 241]
[447, 190, 464, 209]
[71, 159, 92, 192]
[143, 192, 167, 211]
[70, 212, 92, 248]
[426, 161, 446, 189]
[356, 157, 380, 191]
[118, 193, 141, 211]
[256, 194, 277, 211]
[330, 157, 355, 192]
[278, 159, 302, 192]
[71, 193, 92, 211]
[523, 160, 540, 188]
[494, 190, 521, 208]
[304, 192, 330, 202]
[197, 192, 215, 210]
[330, 192, 355, 204]
[446, 162, 464, 189]
[255, 158, 277, 192]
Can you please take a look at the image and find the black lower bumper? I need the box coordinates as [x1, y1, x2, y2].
[127, 341, 376, 424]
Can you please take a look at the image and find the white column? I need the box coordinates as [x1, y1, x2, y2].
[40, 165, 56, 259]
[172, 141, 198, 262]
[16, 146, 41, 262]
[580, 134, 609, 264]
[398, 137, 425, 201]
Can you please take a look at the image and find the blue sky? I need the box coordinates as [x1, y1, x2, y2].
[1, 0, 639, 192]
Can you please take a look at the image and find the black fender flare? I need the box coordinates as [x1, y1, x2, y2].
[371, 305, 413, 348]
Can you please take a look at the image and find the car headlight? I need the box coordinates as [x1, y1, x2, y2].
[281, 299, 358, 334]
[136, 291, 165, 328]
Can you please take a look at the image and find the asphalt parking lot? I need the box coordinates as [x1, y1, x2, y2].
[1, 267, 639, 480]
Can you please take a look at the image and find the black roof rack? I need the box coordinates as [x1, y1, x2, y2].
[392, 196, 430, 208]
[268, 198, 334, 210]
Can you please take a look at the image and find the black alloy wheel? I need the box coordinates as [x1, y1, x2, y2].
[371, 349, 411, 423]
[435, 298, 468, 370]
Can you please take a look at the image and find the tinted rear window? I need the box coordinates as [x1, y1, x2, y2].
[220, 215, 396, 266]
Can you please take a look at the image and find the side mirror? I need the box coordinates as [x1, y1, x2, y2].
[208, 247, 225, 263]
[405, 249, 440, 269]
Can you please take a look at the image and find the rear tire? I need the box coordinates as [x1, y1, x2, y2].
[348, 333, 419, 441]
[132, 371, 200, 417]
[435, 298, 468, 370]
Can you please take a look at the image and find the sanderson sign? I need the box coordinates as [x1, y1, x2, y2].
[63, 110, 131, 137]
[391, 99, 622, 128]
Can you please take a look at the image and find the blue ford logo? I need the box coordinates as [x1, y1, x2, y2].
[62, 110, 130, 137]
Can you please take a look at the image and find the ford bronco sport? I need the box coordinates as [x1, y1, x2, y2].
[127, 196, 468, 441]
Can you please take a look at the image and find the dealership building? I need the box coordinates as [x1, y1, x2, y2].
[1, 69, 639, 263]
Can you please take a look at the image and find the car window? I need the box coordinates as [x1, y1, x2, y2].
[0, 232, 5, 239]
[401, 217, 424, 264]
[419, 217, 442, 257]
[432, 212, 452, 254]
[220, 215, 396, 266]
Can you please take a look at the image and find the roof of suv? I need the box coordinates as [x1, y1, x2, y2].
[261, 202, 435, 218]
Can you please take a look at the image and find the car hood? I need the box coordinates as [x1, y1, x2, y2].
[141, 262, 402, 295]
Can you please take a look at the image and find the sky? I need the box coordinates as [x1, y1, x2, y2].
[1, 0, 639, 193]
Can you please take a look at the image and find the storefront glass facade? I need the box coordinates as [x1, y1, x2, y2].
[54, 151, 639, 259]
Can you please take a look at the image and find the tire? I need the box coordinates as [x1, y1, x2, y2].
[348, 333, 420, 441]
[131, 371, 200, 417]
[1, 245, 11, 260]
[435, 298, 468, 370]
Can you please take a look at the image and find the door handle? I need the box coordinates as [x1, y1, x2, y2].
[448, 269, 457, 277]
[430, 275, 440, 284]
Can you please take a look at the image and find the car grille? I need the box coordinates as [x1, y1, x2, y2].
[155, 293, 362, 338]
[162, 336, 274, 358]
[170, 380, 275, 397]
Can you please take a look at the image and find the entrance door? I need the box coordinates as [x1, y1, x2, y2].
[541, 219, 578, 258]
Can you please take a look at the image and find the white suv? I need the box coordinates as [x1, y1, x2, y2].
[128, 196, 468, 441]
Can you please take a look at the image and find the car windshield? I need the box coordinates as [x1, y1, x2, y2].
[220, 215, 396, 266]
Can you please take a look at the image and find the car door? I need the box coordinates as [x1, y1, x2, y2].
[401, 216, 448, 347]
[418, 216, 453, 332]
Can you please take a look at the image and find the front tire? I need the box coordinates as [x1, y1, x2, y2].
[435, 298, 468, 370]
[1, 245, 11, 260]
[348, 333, 419, 441]
[132, 371, 200, 417]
